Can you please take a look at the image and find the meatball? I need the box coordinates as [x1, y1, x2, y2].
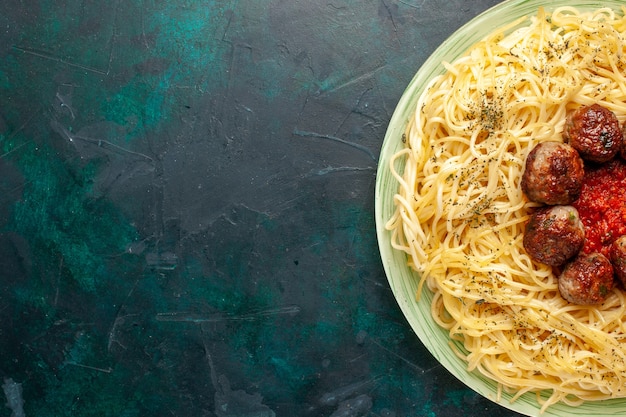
[558, 252, 614, 305]
[523, 205, 585, 267]
[563, 104, 622, 163]
[620, 121, 626, 160]
[521, 141, 584, 205]
[609, 235, 626, 287]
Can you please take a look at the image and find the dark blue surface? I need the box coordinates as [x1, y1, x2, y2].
[0, 1, 523, 416]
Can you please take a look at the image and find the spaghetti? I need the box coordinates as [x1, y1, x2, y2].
[386, 6, 626, 412]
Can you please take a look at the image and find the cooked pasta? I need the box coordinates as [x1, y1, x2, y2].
[385, 6, 626, 412]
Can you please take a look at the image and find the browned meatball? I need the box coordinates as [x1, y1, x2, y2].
[558, 252, 614, 305]
[620, 121, 626, 160]
[609, 235, 626, 287]
[563, 104, 622, 163]
[521, 141, 584, 205]
[523, 205, 585, 267]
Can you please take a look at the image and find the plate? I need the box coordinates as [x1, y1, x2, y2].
[375, 1, 626, 416]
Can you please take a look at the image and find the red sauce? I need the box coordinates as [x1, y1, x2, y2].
[573, 158, 626, 257]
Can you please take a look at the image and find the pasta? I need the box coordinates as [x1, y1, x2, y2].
[385, 6, 626, 412]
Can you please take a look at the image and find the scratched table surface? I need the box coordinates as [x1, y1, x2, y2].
[0, 1, 526, 416]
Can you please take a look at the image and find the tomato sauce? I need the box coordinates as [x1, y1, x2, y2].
[573, 158, 626, 257]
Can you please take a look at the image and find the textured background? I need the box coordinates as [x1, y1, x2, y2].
[0, 1, 524, 416]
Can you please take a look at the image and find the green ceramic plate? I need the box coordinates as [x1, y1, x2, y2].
[375, 1, 626, 416]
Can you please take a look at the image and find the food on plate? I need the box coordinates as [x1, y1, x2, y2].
[621, 123, 626, 159]
[558, 252, 614, 304]
[520, 141, 584, 204]
[610, 236, 626, 286]
[386, 5, 626, 412]
[521, 103, 626, 305]
[522, 205, 584, 266]
[572, 158, 626, 256]
[563, 104, 623, 162]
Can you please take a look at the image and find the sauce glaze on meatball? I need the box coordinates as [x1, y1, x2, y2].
[521, 141, 584, 205]
[523, 205, 585, 267]
[558, 252, 614, 305]
[609, 235, 626, 287]
[563, 104, 622, 163]
[620, 121, 626, 160]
